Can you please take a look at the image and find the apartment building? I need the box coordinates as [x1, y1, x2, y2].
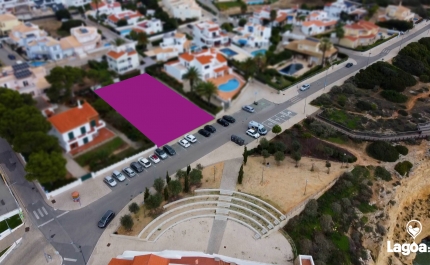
[107, 42, 140, 74]
[249, 5, 297, 26]
[88, 0, 122, 17]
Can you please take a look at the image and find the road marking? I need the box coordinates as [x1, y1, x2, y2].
[268, 118, 278, 124]
[57, 211, 69, 218]
[33, 211, 39, 219]
[64, 258, 77, 262]
[37, 209, 44, 217]
[42, 207, 48, 215]
[38, 218, 54, 228]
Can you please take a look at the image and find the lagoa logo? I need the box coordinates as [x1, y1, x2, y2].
[387, 220, 430, 255]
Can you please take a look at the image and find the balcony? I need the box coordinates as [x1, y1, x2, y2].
[67, 120, 106, 143]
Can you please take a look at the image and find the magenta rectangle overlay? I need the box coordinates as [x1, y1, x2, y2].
[95, 74, 214, 146]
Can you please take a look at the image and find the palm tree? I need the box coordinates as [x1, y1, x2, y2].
[319, 38, 333, 67]
[241, 57, 258, 80]
[195, 81, 218, 103]
[253, 54, 267, 73]
[112, 38, 126, 47]
[183, 66, 201, 91]
[335, 25, 345, 44]
[92, 0, 102, 20]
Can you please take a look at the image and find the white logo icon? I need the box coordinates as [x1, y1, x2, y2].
[406, 220, 422, 240]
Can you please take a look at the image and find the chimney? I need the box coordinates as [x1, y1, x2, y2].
[77, 100, 82, 109]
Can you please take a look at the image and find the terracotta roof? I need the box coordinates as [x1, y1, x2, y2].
[132, 254, 169, 265]
[179, 53, 194, 61]
[108, 258, 132, 265]
[48, 102, 99, 134]
[107, 50, 126, 59]
[214, 65, 229, 72]
[108, 14, 119, 23]
[132, 28, 144, 33]
[345, 20, 379, 31]
[0, 14, 18, 21]
[216, 53, 226, 63]
[208, 27, 219, 32]
[91, 1, 121, 9]
[276, 13, 288, 22]
[196, 55, 213, 64]
[302, 20, 336, 27]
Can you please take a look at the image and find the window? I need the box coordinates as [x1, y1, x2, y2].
[23, 81, 29, 87]
[80, 126, 86, 135]
[68, 132, 75, 140]
[204, 65, 210, 69]
[90, 120, 96, 127]
[83, 137, 89, 144]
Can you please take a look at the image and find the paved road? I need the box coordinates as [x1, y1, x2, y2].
[1, 22, 429, 265]
[0, 44, 25, 66]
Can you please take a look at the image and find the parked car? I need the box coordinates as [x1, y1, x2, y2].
[198, 129, 211, 137]
[187, 24, 193, 29]
[185, 134, 197, 143]
[155, 148, 168, 159]
[178, 139, 190, 148]
[7, 54, 16, 60]
[223, 115, 236, 123]
[130, 161, 144, 173]
[246, 128, 260, 139]
[138, 157, 151, 168]
[112, 170, 126, 182]
[98, 210, 115, 228]
[217, 118, 229, 127]
[345, 63, 353, 68]
[149, 154, 160, 164]
[242, 105, 255, 113]
[123, 167, 136, 178]
[163, 145, 176, 156]
[231, 135, 245, 146]
[204, 125, 216, 133]
[300, 84, 310, 91]
[103, 176, 117, 187]
[248, 121, 267, 135]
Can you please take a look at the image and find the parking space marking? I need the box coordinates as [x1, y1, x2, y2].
[37, 209, 43, 217]
[33, 211, 39, 220]
[42, 207, 48, 215]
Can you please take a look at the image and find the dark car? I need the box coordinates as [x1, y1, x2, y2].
[130, 161, 144, 173]
[204, 125, 216, 133]
[217, 118, 229, 127]
[346, 63, 353, 68]
[98, 210, 115, 228]
[154, 148, 168, 159]
[8, 54, 16, 60]
[231, 135, 245, 146]
[223, 115, 236, 123]
[198, 129, 211, 137]
[163, 145, 176, 156]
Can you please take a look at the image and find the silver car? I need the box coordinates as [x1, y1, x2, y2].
[300, 84, 310, 91]
[123, 167, 136, 178]
[112, 170, 126, 182]
[104, 176, 117, 187]
[242, 105, 255, 113]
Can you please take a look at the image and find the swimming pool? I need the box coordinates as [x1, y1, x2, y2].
[246, 0, 264, 4]
[30, 61, 46, 67]
[238, 39, 247, 46]
[218, 78, 240, 92]
[279, 63, 303, 76]
[251, 49, 266, 57]
[120, 29, 132, 36]
[220, 48, 238, 57]
[190, 45, 199, 51]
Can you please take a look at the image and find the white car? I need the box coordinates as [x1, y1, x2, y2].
[104, 176, 117, 187]
[184, 134, 197, 143]
[246, 129, 260, 139]
[138, 157, 152, 168]
[300, 84, 310, 91]
[112, 170, 126, 182]
[179, 139, 191, 148]
[149, 154, 160, 164]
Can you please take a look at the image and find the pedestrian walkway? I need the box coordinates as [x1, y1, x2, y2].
[206, 220, 227, 254]
[219, 158, 242, 191]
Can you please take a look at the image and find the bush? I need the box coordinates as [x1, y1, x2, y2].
[366, 141, 399, 162]
[420, 75, 429, 82]
[60, 20, 86, 32]
[398, 109, 408, 116]
[380, 90, 408, 103]
[374, 166, 392, 181]
[119, 69, 141, 81]
[55, 9, 71, 21]
[267, 50, 292, 66]
[394, 161, 413, 176]
[395, 145, 409, 156]
[356, 100, 373, 111]
[120, 214, 134, 231]
[376, 20, 413, 31]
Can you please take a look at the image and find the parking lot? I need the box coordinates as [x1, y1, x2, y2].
[261, 109, 297, 130]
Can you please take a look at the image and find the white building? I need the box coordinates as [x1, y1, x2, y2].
[301, 11, 337, 35]
[107, 10, 145, 28]
[107, 42, 140, 74]
[88, 0, 122, 17]
[233, 23, 271, 48]
[8, 22, 47, 47]
[161, 0, 201, 20]
[0, 0, 33, 14]
[323, 0, 367, 20]
[48, 101, 106, 153]
[192, 21, 230, 48]
[249, 5, 298, 26]
[62, 0, 91, 7]
[145, 32, 192, 61]
[131, 18, 163, 36]
[59, 26, 102, 58]
[378, 3, 415, 22]
[164, 48, 231, 82]
[0, 62, 50, 97]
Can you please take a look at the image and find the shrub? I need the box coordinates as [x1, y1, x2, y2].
[356, 100, 373, 111]
[55, 9, 71, 21]
[376, 20, 413, 31]
[60, 20, 86, 32]
[395, 145, 408, 156]
[374, 166, 392, 181]
[119, 70, 141, 81]
[398, 109, 408, 116]
[420, 75, 429, 83]
[120, 214, 134, 231]
[394, 161, 413, 176]
[117, 19, 128, 27]
[380, 90, 408, 103]
[366, 141, 399, 162]
[128, 202, 139, 214]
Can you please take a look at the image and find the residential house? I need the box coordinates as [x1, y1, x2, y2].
[339, 20, 379, 48]
[59, 26, 102, 58]
[8, 22, 48, 47]
[294, 255, 315, 265]
[284, 39, 338, 65]
[62, 0, 91, 7]
[107, 10, 144, 34]
[88, 0, 122, 17]
[232, 23, 271, 48]
[192, 21, 230, 48]
[0, 14, 21, 35]
[48, 101, 106, 153]
[26, 36, 64, 60]
[0, 0, 33, 14]
[107, 42, 140, 74]
[131, 18, 163, 36]
[0, 62, 50, 97]
[249, 5, 298, 26]
[164, 48, 231, 81]
[145, 32, 192, 61]
[324, 0, 367, 20]
[161, 0, 201, 20]
[378, 3, 415, 22]
[301, 10, 337, 35]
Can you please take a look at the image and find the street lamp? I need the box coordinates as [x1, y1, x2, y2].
[366, 52, 371, 68]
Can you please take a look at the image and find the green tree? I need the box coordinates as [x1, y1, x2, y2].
[120, 214, 134, 231]
[117, 19, 128, 27]
[92, 0, 102, 20]
[259, 137, 269, 150]
[183, 66, 201, 91]
[253, 54, 267, 73]
[270, 10, 277, 26]
[291, 140, 301, 152]
[189, 168, 203, 185]
[195, 81, 218, 103]
[183, 174, 190, 193]
[166, 171, 171, 184]
[186, 165, 191, 176]
[163, 186, 169, 201]
[128, 202, 139, 214]
[319, 38, 333, 67]
[220, 22, 233, 32]
[243, 146, 248, 165]
[12, 132, 60, 156]
[144, 187, 150, 201]
[238, 18, 247, 27]
[237, 164, 244, 184]
[176, 169, 186, 179]
[274, 151, 285, 166]
[130, 31, 149, 49]
[240, 2, 247, 14]
[145, 193, 163, 210]
[274, 142, 287, 153]
[55, 9, 71, 21]
[291, 151, 301, 167]
[46, 66, 84, 103]
[112, 38, 126, 47]
[241, 57, 258, 80]
[326, 161, 331, 174]
[168, 179, 182, 197]
[0, 88, 29, 109]
[87, 69, 114, 87]
[272, 124, 282, 135]
[153, 177, 165, 193]
[335, 24, 345, 44]
[261, 149, 270, 164]
[25, 152, 67, 183]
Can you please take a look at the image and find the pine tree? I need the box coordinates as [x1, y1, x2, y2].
[186, 165, 191, 176]
[184, 174, 190, 193]
[163, 187, 169, 201]
[243, 146, 248, 165]
[166, 171, 171, 184]
[144, 187, 150, 201]
[238, 164, 244, 184]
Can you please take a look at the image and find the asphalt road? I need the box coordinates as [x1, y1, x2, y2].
[1, 22, 429, 265]
[0, 44, 25, 66]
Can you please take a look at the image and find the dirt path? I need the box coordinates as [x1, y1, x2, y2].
[319, 139, 379, 166]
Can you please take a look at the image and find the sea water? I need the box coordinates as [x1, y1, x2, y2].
[414, 238, 430, 265]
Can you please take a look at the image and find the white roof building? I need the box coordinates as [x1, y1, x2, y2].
[107, 42, 140, 74]
[249, 5, 298, 26]
[161, 0, 201, 20]
[233, 23, 271, 48]
[131, 18, 163, 36]
[144, 32, 192, 62]
[323, 0, 367, 20]
[301, 10, 337, 36]
[88, 0, 122, 17]
[192, 21, 230, 48]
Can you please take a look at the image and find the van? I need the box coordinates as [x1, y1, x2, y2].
[231, 135, 245, 146]
[248, 121, 267, 135]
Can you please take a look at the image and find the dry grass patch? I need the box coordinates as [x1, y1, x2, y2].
[116, 206, 154, 236]
[199, 162, 223, 189]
